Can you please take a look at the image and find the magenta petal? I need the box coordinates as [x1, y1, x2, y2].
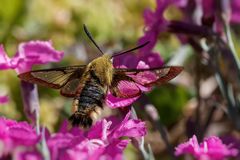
[104, 140, 129, 160]
[113, 54, 139, 69]
[118, 80, 141, 96]
[130, 61, 158, 86]
[175, 135, 239, 160]
[60, 146, 88, 160]
[110, 112, 147, 139]
[69, 127, 84, 136]
[136, 84, 151, 92]
[58, 119, 69, 134]
[106, 93, 140, 108]
[143, 9, 155, 26]
[221, 136, 240, 158]
[49, 113, 147, 160]
[14, 40, 64, 73]
[0, 95, 9, 104]
[0, 45, 12, 69]
[112, 118, 147, 139]
[60, 139, 105, 160]
[58, 120, 84, 136]
[90, 139, 129, 160]
[139, 52, 164, 68]
[47, 133, 83, 160]
[15, 150, 43, 160]
[231, 0, 240, 23]
[87, 119, 111, 140]
[0, 117, 39, 156]
[136, 60, 149, 69]
[138, 32, 158, 54]
[7, 121, 40, 146]
[200, 136, 239, 159]
[132, 71, 157, 85]
[175, 135, 200, 156]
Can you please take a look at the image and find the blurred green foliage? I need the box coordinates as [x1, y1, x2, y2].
[0, 0, 26, 44]
[0, 0, 154, 49]
[148, 85, 191, 126]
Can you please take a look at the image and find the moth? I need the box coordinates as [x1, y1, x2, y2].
[18, 25, 183, 128]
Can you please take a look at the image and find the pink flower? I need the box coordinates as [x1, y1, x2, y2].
[0, 117, 40, 157]
[47, 112, 146, 160]
[231, 0, 240, 23]
[106, 94, 139, 109]
[0, 45, 12, 69]
[139, 0, 186, 54]
[175, 135, 238, 160]
[106, 60, 158, 108]
[0, 40, 64, 74]
[47, 132, 84, 160]
[0, 95, 8, 104]
[113, 52, 163, 69]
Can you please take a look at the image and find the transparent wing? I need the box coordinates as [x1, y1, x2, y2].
[60, 79, 83, 97]
[110, 66, 183, 98]
[18, 65, 86, 89]
[110, 73, 142, 98]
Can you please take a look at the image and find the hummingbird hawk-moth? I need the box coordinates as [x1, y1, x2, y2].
[18, 25, 183, 128]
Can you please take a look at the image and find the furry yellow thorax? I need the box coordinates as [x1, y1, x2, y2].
[87, 54, 113, 86]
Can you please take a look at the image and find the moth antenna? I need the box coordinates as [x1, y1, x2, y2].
[111, 41, 150, 58]
[83, 24, 104, 55]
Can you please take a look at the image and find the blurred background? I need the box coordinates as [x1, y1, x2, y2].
[1, 0, 240, 159]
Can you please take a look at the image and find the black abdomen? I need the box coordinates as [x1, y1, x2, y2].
[69, 72, 105, 127]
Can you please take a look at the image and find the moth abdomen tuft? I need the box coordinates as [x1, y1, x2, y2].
[69, 111, 93, 128]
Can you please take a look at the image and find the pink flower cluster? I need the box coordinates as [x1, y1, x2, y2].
[0, 112, 146, 160]
[0, 95, 8, 104]
[175, 135, 238, 160]
[0, 117, 41, 160]
[141, 0, 240, 43]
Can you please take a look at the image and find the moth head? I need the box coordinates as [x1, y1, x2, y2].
[82, 24, 149, 86]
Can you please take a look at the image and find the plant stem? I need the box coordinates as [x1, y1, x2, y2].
[40, 128, 50, 160]
[20, 81, 40, 134]
[223, 21, 240, 70]
[130, 107, 155, 160]
[139, 95, 176, 160]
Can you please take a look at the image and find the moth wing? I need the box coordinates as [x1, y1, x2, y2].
[60, 79, 83, 97]
[110, 73, 142, 98]
[111, 66, 183, 98]
[115, 66, 183, 86]
[18, 65, 86, 89]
